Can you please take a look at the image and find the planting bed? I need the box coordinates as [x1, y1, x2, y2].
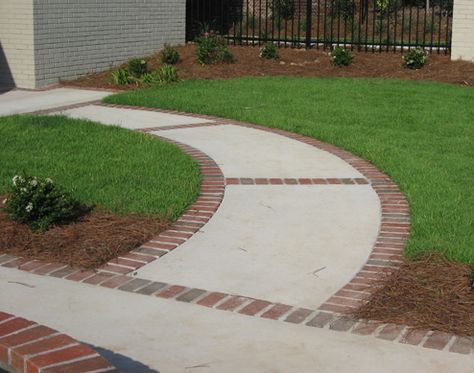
[64, 44, 474, 90]
[0, 198, 166, 268]
[0, 115, 200, 268]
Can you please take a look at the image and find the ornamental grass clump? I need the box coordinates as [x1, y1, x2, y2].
[4, 175, 91, 231]
[195, 30, 234, 65]
[403, 48, 428, 70]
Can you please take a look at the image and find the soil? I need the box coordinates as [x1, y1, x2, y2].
[354, 253, 474, 337]
[63, 44, 474, 90]
[0, 197, 167, 269]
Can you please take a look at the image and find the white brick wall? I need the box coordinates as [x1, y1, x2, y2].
[0, 0, 36, 89]
[452, 0, 474, 62]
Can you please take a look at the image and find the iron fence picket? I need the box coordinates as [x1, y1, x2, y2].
[185, 0, 452, 54]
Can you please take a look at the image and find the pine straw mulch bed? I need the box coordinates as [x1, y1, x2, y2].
[0, 197, 167, 269]
[354, 253, 474, 337]
[63, 44, 474, 90]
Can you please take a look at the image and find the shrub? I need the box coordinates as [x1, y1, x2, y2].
[128, 58, 148, 77]
[330, 46, 354, 67]
[4, 175, 90, 231]
[110, 68, 131, 86]
[272, 0, 295, 21]
[403, 48, 428, 69]
[160, 45, 180, 65]
[155, 65, 180, 85]
[195, 30, 234, 65]
[259, 42, 279, 60]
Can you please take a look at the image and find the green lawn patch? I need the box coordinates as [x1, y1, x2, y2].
[104, 77, 474, 264]
[0, 115, 200, 221]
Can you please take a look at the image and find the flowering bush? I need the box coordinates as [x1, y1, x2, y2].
[403, 48, 428, 70]
[331, 46, 354, 66]
[3, 175, 90, 231]
[195, 30, 234, 65]
[259, 42, 279, 60]
[128, 58, 148, 77]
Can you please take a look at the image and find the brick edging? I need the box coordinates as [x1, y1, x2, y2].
[2, 103, 470, 355]
[0, 312, 117, 373]
[234, 123, 410, 314]
[94, 103, 410, 313]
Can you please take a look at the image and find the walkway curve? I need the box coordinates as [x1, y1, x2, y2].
[96, 102, 410, 313]
[2, 99, 472, 356]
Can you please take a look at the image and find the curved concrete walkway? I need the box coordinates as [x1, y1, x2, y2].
[58, 104, 381, 310]
[0, 89, 473, 372]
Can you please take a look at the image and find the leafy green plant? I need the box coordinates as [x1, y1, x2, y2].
[195, 30, 234, 65]
[271, 0, 295, 21]
[156, 65, 180, 85]
[110, 68, 131, 86]
[139, 72, 158, 86]
[160, 45, 180, 65]
[4, 175, 90, 231]
[403, 48, 428, 69]
[128, 58, 148, 77]
[330, 46, 354, 66]
[259, 42, 279, 59]
[376, 0, 390, 13]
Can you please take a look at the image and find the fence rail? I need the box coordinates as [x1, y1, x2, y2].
[186, 0, 452, 53]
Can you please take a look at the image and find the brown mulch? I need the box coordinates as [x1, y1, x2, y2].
[0, 197, 167, 269]
[63, 44, 474, 90]
[354, 253, 474, 337]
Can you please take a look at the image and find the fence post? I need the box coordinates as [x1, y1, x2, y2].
[305, 0, 313, 49]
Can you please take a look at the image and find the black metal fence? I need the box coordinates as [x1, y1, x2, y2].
[186, 0, 452, 53]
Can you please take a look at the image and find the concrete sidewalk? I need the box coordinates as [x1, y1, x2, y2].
[0, 90, 472, 372]
[0, 88, 108, 116]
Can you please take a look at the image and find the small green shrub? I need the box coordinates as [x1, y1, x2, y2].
[139, 72, 158, 86]
[110, 68, 131, 85]
[330, 46, 354, 67]
[4, 175, 90, 231]
[259, 42, 279, 60]
[195, 30, 234, 65]
[403, 48, 428, 69]
[128, 58, 148, 77]
[156, 65, 180, 85]
[160, 45, 180, 65]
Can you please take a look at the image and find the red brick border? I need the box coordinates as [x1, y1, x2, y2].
[225, 177, 369, 185]
[1, 103, 470, 355]
[0, 312, 117, 373]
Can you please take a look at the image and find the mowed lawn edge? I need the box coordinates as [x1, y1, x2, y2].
[0, 115, 201, 221]
[104, 77, 474, 264]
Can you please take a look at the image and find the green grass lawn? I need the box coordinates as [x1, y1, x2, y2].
[0, 115, 200, 221]
[104, 77, 474, 264]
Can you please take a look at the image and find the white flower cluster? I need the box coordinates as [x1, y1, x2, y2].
[25, 203, 33, 212]
[12, 175, 23, 186]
